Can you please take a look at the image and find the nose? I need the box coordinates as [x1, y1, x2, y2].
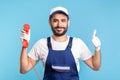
[57, 21, 62, 27]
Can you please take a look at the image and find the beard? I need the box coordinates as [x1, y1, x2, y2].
[51, 26, 68, 36]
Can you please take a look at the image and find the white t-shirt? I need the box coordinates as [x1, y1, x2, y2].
[28, 36, 92, 72]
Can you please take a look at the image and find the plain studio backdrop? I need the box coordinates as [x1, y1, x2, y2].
[0, 0, 120, 80]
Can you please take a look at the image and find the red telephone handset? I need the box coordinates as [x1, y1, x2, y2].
[22, 24, 30, 48]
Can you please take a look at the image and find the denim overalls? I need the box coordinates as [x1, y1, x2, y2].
[43, 37, 79, 80]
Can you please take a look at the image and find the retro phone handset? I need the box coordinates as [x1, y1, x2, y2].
[22, 24, 30, 48]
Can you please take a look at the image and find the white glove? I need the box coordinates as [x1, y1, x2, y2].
[92, 29, 101, 51]
[20, 29, 30, 43]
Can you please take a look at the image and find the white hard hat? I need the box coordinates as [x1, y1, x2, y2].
[50, 6, 69, 16]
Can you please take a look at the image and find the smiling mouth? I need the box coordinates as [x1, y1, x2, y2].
[55, 28, 64, 32]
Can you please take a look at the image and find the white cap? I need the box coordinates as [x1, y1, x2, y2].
[50, 6, 69, 16]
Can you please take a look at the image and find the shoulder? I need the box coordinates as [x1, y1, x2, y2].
[71, 37, 87, 48]
[72, 37, 84, 44]
[33, 38, 47, 47]
[37, 38, 47, 43]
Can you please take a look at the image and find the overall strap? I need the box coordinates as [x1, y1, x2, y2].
[67, 37, 73, 48]
[47, 37, 52, 49]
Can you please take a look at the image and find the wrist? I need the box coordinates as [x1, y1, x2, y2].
[95, 46, 100, 51]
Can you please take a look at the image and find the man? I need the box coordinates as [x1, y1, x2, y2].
[20, 6, 101, 80]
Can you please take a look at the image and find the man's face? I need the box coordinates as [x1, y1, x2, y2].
[49, 13, 69, 36]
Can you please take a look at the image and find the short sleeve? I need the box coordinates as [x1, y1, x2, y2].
[28, 41, 40, 61]
[78, 38, 93, 60]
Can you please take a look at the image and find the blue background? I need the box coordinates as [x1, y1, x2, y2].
[0, 0, 120, 80]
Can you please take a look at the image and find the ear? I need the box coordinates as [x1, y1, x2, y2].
[68, 20, 70, 27]
[48, 20, 51, 25]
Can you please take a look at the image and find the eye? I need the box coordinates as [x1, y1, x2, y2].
[61, 19, 66, 22]
[52, 19, 58, 22]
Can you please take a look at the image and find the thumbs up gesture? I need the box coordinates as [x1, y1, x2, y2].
[92, 29, 101, 51]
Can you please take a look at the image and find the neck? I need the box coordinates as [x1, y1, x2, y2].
[52, 35, 68, 42]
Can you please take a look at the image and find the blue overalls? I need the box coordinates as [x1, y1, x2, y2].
[43, 37, 79, 80]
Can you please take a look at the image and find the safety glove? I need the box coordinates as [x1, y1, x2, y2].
[92, 29, 101, 51]
[20, 24, 30, 48]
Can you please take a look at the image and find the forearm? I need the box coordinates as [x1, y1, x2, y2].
[20, 47, 30, 73]
[92, 50, 101, 70]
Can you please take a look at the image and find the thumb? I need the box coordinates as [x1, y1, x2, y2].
[92, 29, 96, 38]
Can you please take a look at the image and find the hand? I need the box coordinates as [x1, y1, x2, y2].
[20, 29, 30, 48]
[92, 29, 101, 51]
